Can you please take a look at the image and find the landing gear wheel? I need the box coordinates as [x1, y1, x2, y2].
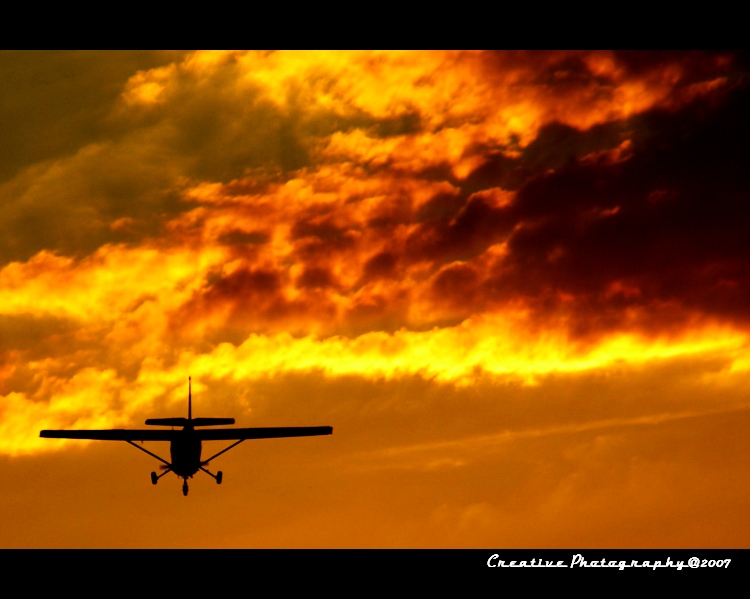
[182, 481, 189, 496]
[216, 471, 223, 485]
[151, 472, 158, 485]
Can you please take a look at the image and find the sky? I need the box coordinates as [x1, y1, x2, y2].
[2, 50, 750, 548]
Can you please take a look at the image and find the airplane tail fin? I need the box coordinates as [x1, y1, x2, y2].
[142, 378, 234, 426]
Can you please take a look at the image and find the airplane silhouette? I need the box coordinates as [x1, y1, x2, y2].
[39, 377, 333, 496]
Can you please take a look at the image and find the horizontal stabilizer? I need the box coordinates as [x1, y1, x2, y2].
[145, 418, 187, 427]
[145, 417, 235, 427]
[191, 418, 235, 427]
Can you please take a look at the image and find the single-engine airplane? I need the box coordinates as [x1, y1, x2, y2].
[40, 377, 333, 496]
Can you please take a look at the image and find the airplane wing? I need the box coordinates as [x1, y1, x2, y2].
[39, 429, 177, 441]
[197, 426, 333, 441]
[40, 426, 333, 442]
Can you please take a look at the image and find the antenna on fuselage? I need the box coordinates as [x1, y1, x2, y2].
[188, 376, 192, 421]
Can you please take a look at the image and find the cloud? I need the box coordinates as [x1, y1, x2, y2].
[2, 52, 750, 547]
[0, 51, 188, 183]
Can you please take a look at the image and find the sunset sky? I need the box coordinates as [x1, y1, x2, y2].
[2, 50, 750, 548]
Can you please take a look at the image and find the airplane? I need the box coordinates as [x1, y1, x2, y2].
[39, 377, 333, 496]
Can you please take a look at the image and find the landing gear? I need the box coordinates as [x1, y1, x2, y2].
[151, 468, 171, 485]
[182, 480, 189, 496]
[199, 465, 222, 485]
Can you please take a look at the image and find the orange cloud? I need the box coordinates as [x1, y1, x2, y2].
[3, 53, 750, 552]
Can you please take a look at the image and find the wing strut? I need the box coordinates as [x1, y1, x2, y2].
[125, 440, 172, 468]
[201, 439, 246, 465]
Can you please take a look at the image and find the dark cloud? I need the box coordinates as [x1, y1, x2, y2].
[521, 120, 627, 174]
[7, 50, 750, 344]
[612, 50, 735, 81]
[534, 54, 608, 88]
[342, 291, 411, 336]
[172, 265, 339, 341]
[217, 229, 269, 247]
[291, 219, 350, 242]
[0, 51, 420, 266]
[136, 73, 312, 181]
[415, 191, 466, 222]
[429, 263, 480, 310]
[0, 314, 79, 355]
[297, 266, 339, 290]
[177, 266, 282, 327]
[461, 151, 527, 193]
[406, 193, 515, 266]
[0, 50, 188, 184]
[0, 51, 193, 264]
[292, 232, 360, 264]
[370, 111, 423, 138]
[362, 252, 398, 281]
[481, 71, 750, 336]
[0, 144, 190, 263]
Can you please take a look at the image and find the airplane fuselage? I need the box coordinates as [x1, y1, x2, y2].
[40, 376, 332, 496]
[170, 428, 202, 478]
